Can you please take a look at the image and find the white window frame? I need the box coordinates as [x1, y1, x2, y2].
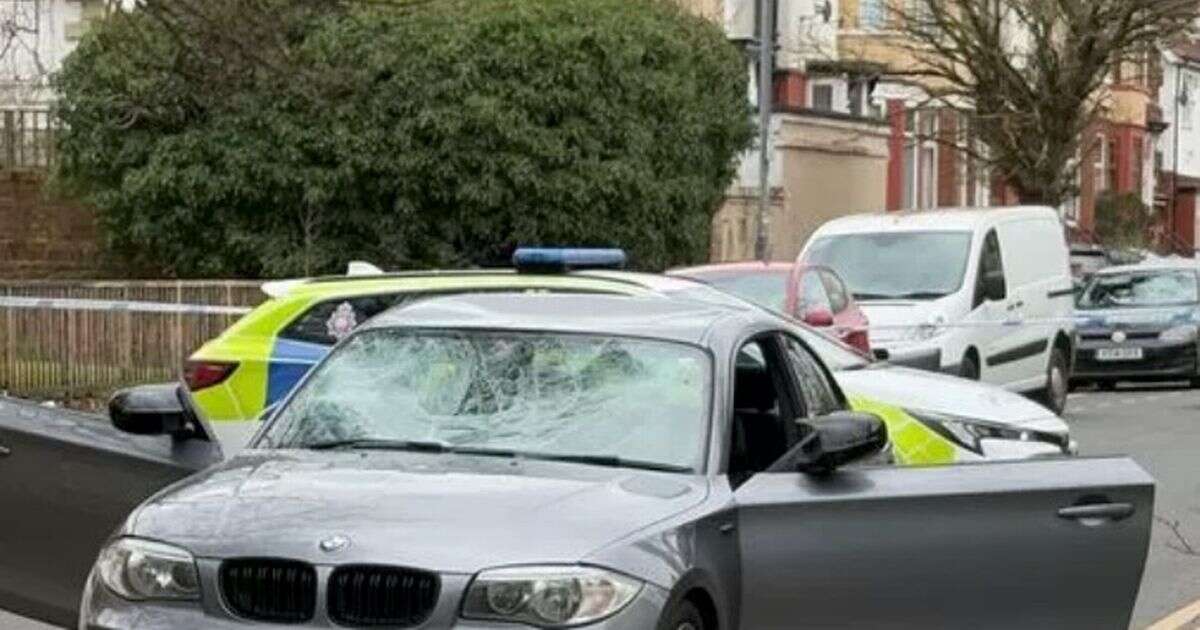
[902, 109, 939, 210]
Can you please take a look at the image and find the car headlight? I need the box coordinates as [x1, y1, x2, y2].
[908, 410, 1070, 455]
[1160, 325, 1198, 344]
[96, 538, 200, 601]
[462, 566, 641, 627]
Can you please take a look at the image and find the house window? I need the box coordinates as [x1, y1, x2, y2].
[1093, 135, 1108, 195]
[848, 81, 864, 117]
[1182, 73, 1197, 131]
[1107, 137, 1119, 192]
[811, 84, 835, 111]
[1132, 137, 1144, 198]
[859, 0, 886, 29]
[959, 116, 989, 207]
[902, 109, 939, 209]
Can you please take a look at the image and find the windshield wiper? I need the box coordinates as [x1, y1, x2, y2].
[853, 291, 947, 301]
[304, 439, 517, 458]
[893, 291, 949, 300]
[521, 453, 693, 473]
[302, 440, 690, 472]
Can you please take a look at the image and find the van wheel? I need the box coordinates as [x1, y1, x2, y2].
[661, 601, 706, 630]
[1037, 348, 1069, 415]
[960, 354, 980, 381]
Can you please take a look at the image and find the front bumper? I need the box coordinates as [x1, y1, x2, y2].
[80, 565, 669, 630]
[1073, 338, 1198, 381]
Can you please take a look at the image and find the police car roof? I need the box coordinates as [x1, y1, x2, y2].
[365, 292, 752, 345]
[1096, 258, 1200, 276]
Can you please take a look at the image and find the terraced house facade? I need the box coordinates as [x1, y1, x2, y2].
[690, 0, 1194, 259]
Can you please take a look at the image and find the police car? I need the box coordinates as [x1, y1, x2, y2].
[183, 249, 1072, 463]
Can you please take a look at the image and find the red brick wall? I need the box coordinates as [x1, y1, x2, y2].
[774, 71, 808, 110]
[1173, 188, 1196, 252]
[886, 100, 905, 212]
[0, 171, 103, 278]
[937, 111, 959, 207]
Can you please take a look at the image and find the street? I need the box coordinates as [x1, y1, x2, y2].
[1067, 384, 1200, 629]
[0, 383, 1196, 629]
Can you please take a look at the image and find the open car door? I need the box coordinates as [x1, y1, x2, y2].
[734, 457, 1153, 630]
[0, 388, 221, 627]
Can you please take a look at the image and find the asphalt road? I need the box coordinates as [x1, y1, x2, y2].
[1066, 383, 1200, 629]
[3, 385, 1199, 630]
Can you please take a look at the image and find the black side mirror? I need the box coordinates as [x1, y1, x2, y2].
[983, 270, 1006, 302]
[110, 384, 196, 439]
[792, 412, 888, 476]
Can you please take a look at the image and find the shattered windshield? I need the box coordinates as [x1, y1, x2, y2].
[1078, 270, 1200, 309]
[263, 329, 711, 471]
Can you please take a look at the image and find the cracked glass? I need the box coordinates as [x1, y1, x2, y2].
[264, 329, 711, 471]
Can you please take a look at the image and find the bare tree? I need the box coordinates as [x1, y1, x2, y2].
[880, 0, 1199, 206]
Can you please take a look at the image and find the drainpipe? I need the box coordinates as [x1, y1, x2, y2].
[754, 0, 775, 262]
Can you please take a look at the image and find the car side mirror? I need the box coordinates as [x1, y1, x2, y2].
[109, 384, 197, 439]
[791, 412, 888, 476]
[801, 306, 835, 328]
[983, 270, 1006, 302]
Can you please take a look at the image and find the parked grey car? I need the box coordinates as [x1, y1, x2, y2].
[4, 294, 1153, 629]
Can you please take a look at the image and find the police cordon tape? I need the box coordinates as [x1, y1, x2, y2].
[0, 295, 253, 316]
[835, 318, 1085, 332]
[0, 294, 1090, 331]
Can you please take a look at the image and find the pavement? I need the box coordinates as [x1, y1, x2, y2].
[3, 384, 1200, 629]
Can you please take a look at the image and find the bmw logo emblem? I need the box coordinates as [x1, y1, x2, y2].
[319, 535, 351, 554]
[1111, 331, 1127, 343]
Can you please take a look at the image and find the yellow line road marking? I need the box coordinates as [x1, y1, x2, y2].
[1147, 597, 1200, 630]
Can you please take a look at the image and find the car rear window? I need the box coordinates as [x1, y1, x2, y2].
[280, 294, 407, 345]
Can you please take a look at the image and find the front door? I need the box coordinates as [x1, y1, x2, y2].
[0, 399, 221, 626]
[971, 228, 1025, 385]
[734, 458, 1153, 629]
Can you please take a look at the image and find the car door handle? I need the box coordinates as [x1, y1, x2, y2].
[1007, 300, 1025, 311]
[1057, 503, 1135, 524]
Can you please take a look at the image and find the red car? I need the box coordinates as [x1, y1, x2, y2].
[667, 261, 871, 355]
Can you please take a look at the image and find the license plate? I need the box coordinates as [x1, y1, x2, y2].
[1096, 348, 1143, 361]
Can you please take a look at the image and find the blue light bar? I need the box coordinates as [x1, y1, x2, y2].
[512, 248, 628, 273]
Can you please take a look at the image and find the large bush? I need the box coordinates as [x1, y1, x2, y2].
[53, 0, 754, 277]
[1094, 192, 1157, 251]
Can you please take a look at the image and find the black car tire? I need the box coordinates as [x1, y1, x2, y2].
[1098, 380, 1117, 391]
[1191, 377, 1200, 389]
[1036, 347, 1069, 415]
[960, 353, 980, 381]
[661, 601, 706, 630]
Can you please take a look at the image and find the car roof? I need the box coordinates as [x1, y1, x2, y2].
[668, 261, 793, 276]
[1094, 259, 1200, 276]
[812, 206, 1058, 236]
[276, 269, 706, 301]
[365, 293, 753, 346]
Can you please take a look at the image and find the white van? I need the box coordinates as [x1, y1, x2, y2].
[798, 207, 1076, 413]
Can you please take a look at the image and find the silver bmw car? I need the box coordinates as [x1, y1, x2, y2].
[76, 294, 1153, 629]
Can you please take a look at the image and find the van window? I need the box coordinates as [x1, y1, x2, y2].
[974, 230, 1006, 307]
[805, 232, 973, 302]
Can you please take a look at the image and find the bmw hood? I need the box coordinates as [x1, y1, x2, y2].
[1075, 306, 1199, 332]
[127, 451, 707, 572]
[835, 366, 1067, 432]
